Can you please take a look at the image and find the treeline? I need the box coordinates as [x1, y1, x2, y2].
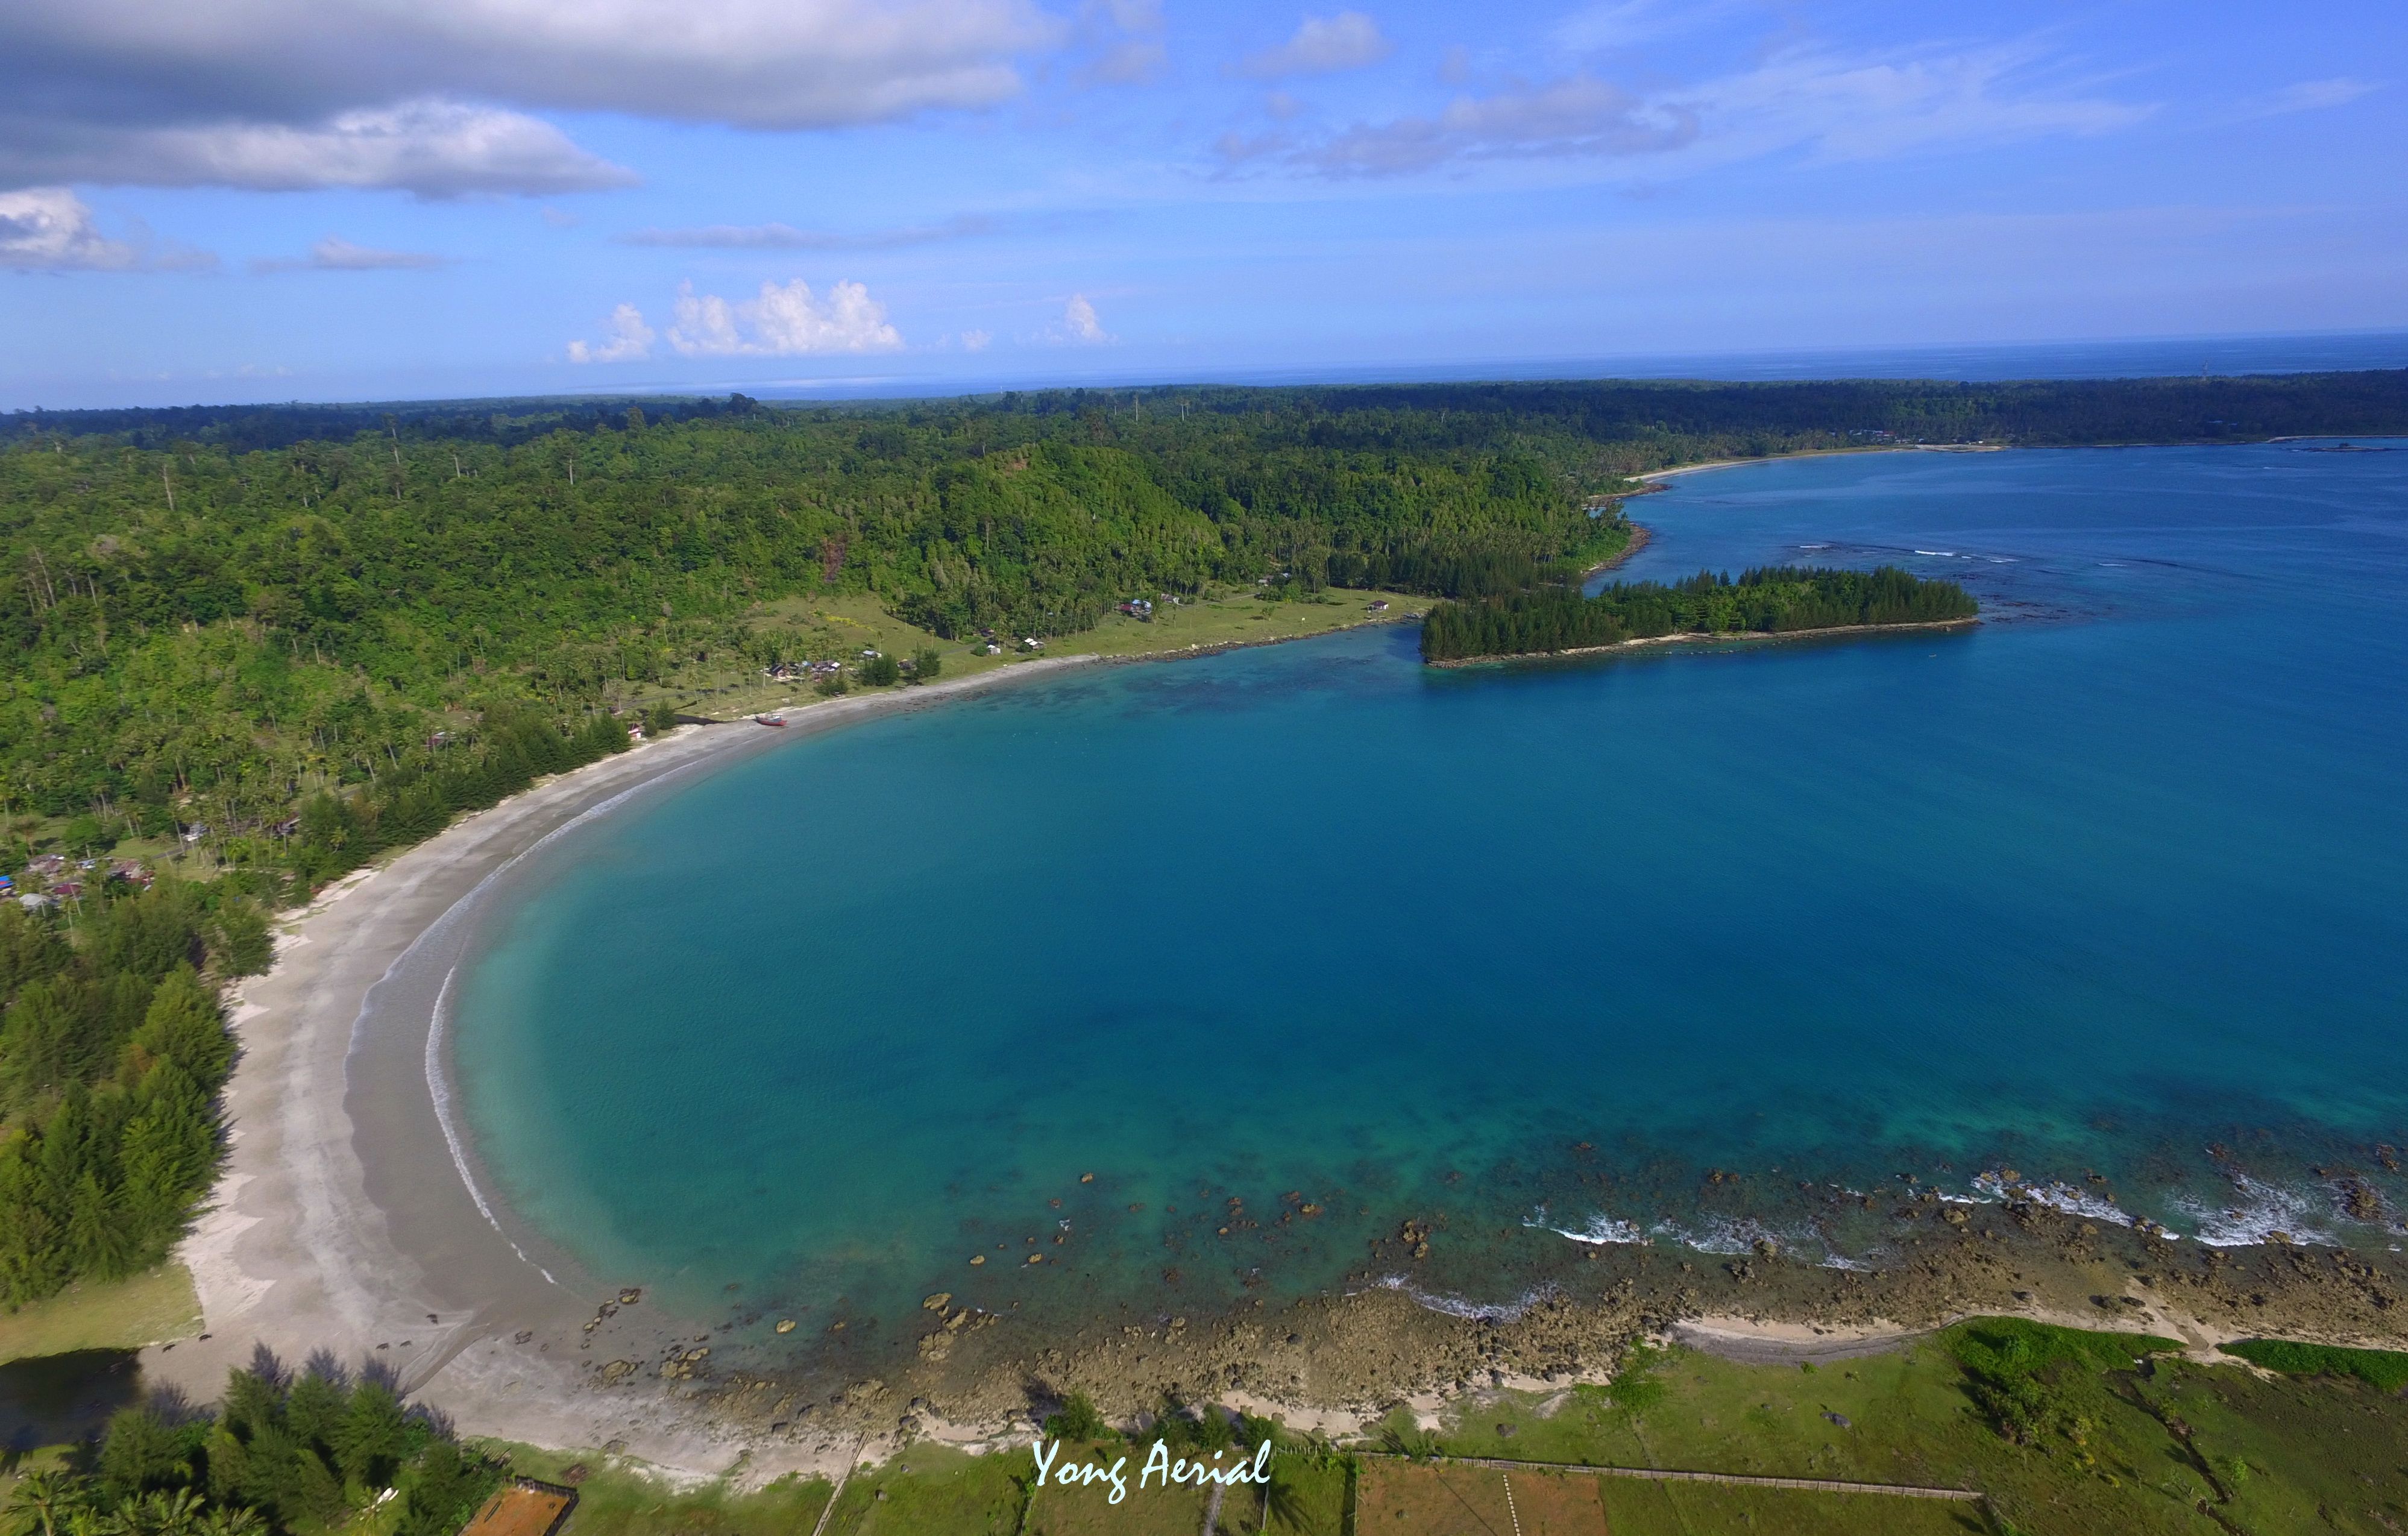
[1419, 566, 1978, 662]
[0, 881, 267, 1305]
[284, 703, 635, 886]
[4, 1349, 501, 1535]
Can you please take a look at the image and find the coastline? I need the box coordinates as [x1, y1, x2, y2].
[1426, 615, 1979, 668]
[151, 654, 1102, 1478]
[137, 450, 2408, 1493]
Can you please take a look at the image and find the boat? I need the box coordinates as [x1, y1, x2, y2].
[756, 713, 788, 727]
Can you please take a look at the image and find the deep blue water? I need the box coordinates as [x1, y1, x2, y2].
[454, 440, 2408, 1350]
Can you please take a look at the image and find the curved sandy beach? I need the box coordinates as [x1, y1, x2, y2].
[146, 658, 1096, 1478]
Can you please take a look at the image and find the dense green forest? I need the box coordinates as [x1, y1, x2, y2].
[5, 372, 2401, 887]
[1418, 566, 1981, 662]
[0, 881, 265, 1306]
[2, 1350, 502, 1535]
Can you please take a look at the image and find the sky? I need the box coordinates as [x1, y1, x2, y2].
[1, 0, 2402, 409]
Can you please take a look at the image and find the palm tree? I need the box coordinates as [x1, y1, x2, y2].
[196, 1509, 264, 1536]
[105, 1490, 205, 1536]
[4, 1470, 91, 1536]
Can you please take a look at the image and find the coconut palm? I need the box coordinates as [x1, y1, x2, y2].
[4, 1470, 91, 1536]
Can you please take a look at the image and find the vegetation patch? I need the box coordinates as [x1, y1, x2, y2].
[2219, 1337, 2408, 1391]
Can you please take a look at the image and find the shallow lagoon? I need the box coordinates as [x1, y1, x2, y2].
[454, 441, 2408, 1352]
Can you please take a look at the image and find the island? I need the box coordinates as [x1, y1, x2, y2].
[1419, 565, 1980, 663]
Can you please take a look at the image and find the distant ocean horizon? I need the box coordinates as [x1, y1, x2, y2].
[11, 330, 2404, 416]
[695, 329, 2408, 403]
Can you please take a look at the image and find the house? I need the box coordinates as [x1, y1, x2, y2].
[1119, 598, 1154, 620]
[28, 854, 64, 877]
[1367, 600, 1390, 612]
[51, 881, 83, 898]
[18, 893, 55, 911]
[180, 824, 209, 844]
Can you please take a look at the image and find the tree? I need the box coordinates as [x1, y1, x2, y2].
[908, 646, 943, 684]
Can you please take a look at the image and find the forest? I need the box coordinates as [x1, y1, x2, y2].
[0, 880, 266, 1307]
[2, 1348, 502, 1535]
[1418, 565, 1981, 662]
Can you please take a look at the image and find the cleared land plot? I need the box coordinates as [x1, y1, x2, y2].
[476, 1442, 834, 1536]
[460, 1483, 576, 1536]
[1356, 1461, 1606, 1536]
[1599, 1481, 1987, 1535]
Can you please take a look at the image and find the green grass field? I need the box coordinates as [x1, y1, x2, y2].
[0, 1264, 200, 1365]
[665, 587, 1422, 722]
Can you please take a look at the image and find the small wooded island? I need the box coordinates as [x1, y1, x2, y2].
[1420, 565, 1979, 663]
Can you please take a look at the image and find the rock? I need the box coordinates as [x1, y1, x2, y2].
[1081, 1172, 1095, 1183]
[1027, 1253, 1043, 1265]
[1823, 1411, 1852, 1429]
[775, 1320, 797, 1333]
[923, 1293, 952, 1311]
[970, 1255, 986, 1265]
[619, 1288, 643, 1305]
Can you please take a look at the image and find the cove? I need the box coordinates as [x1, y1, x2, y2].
[450, 441, 2408, 1359]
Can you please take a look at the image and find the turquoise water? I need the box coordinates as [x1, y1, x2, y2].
[454, 441, 2408, 1356]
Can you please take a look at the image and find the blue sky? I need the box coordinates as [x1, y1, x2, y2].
[1, 0, 2401, 408]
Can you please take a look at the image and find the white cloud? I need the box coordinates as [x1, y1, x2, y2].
[2255, 77, 2381, 116]
[960, 329, 993, 350]
[623, 215, 995, 249]
[0, 186, 210, 271]
[1049, 294, 1112, 344]
[568, 303, 658, 363]
[665, 277, 904, 355]
[253, 234, 451, 273]
[1239, 12, 1392, 79]
[0, 99, 633, 198]
[0, 187, 140, 271]
[0, 0, 1056, 194]
[1227, 39, 2148, 179]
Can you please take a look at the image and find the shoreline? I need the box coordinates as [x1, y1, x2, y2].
[138, 449, 2408, 1490]
[152, 654, 1104, 1478]
[1427, 615, 1979, 668]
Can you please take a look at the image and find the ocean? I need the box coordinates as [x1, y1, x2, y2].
[451, 439, 2408, 1362]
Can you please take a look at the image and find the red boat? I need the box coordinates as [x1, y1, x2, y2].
[756, 713, 788, 727]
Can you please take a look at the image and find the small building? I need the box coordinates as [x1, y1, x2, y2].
[27, 854, 64, 877]
[1367, 600, 1390, 612]
[18, 893, 56, 911]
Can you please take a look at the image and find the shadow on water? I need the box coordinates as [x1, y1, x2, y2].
[0, 1350, 143, 1460]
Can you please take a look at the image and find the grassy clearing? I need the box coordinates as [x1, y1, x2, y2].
[0, 1265, 199, 1365]
[2218, 1337, 2408, 1390]
[816, 1443, 1025, 1536]
[670, 588, 1422, 722]
[469, 1441, 832, 1536]
[1395, 1317, 2408, 1535]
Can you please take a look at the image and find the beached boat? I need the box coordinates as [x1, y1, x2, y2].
[756, 713, 787, 727]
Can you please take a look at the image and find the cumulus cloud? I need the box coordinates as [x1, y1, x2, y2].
[252, 235, 451, 273]
[960, 329, 993, 350]
[0, 0, 1055, 194]
[567, 303, 659, 364]
[666, 277, 904, 355]
[623, 215, 995, 249]
[1239, 12, 1392, 79]
[0, 99, 633, 198]
[1226, 39, 2147, 179]
[1046, 294, 1112, 344]
[0, 186, 210, 271]
[0, 187, 140, 271]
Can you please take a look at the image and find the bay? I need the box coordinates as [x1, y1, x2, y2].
[453, 439, 2408, 1349]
